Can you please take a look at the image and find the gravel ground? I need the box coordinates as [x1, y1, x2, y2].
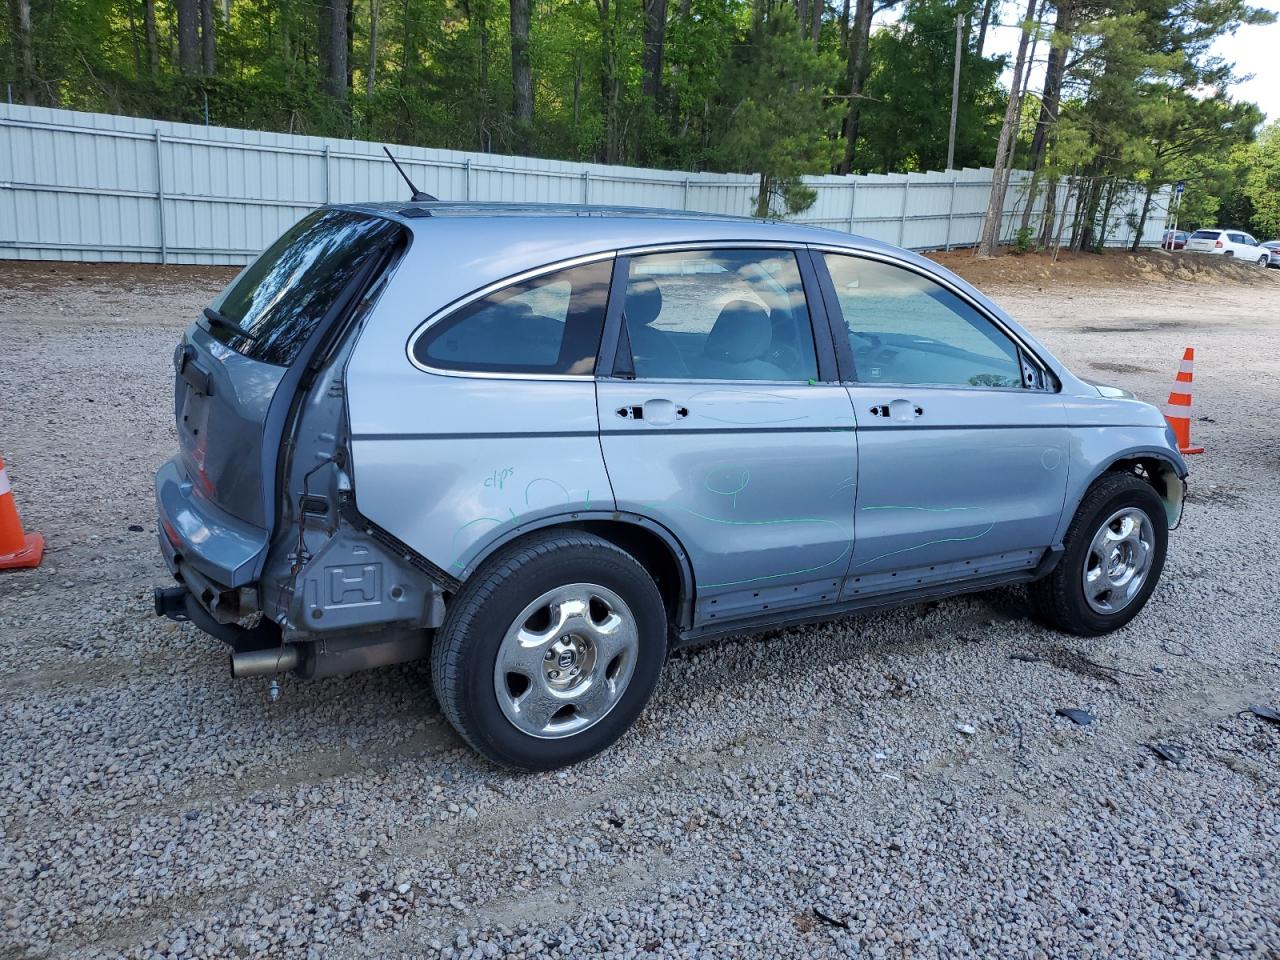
[1, 258, 1278, 960]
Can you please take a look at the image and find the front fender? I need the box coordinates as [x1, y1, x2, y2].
[1055, 429, 1188, 542]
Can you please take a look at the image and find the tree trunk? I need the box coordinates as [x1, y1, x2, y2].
[1130, 180, 1157, 253]
[506, 0, 532, 142]
[836, 0, 873, 174]
[143, 0, 160, 76]
[366, 0, 379, 97]
[318, 0, 349, 101]
[641, 0, 668, 99]
[1094, 176, 1118, 251]
[175, 0, 200, 75]
[510, 0, 533, 148]
[9, 0, 37, 103]
[974, 0, 1036, 257]
[598, 0, 621, 163]
[809, 0, 821, 45]
[199, 0, 215, 74]
[755, 172, 771, 218]
[1038, 173, 1059, 248]
[974, 0, 995, 55]
[346, 0, 355, 92]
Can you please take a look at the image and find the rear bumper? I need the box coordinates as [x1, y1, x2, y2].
[155, 457, 268, 589]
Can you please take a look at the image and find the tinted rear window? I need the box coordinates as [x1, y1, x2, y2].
[207, 209, 405, 366]
[1189, 230, 1220, 240]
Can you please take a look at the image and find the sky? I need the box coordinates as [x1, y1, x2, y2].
[895, 0, 1280, 122]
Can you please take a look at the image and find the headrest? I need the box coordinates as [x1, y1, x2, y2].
[625, 278, 663, 327]
[705, 300, 772, 363]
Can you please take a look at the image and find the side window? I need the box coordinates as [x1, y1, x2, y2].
[413, 259, 612, 375]
[621, 249, 818, 382]
[822, 253, 1025, 389]
[1228, 233, 1246, 244]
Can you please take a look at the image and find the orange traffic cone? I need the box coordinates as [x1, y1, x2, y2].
[0, 457, 44, 570]
[1163, 348, 1204, 456]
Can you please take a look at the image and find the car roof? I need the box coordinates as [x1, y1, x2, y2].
[332, 200, 899, 253]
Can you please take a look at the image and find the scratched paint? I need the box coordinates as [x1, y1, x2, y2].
[451, 475, 591, 569]
[853, 523, 995, 568]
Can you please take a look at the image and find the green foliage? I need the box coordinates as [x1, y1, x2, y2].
[1013, 226, 1034, 253]
[858, 0, 1006, 173]
[0, 0, 1271, 230]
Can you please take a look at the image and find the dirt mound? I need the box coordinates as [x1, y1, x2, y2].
[927, 247, 1280, 289]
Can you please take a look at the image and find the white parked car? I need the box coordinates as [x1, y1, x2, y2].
[1184, 228, 1270, 265]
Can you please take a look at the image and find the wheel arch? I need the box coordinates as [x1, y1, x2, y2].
[454, 511, 696, 630]
[1065, 448, 1187, 535]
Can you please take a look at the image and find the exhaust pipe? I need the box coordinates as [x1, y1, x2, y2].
[230, 645, 300, 678]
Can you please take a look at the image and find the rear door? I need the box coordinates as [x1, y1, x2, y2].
[596, 246, 857, 626]
[161, 209, 404, 586]
[815, 250, 1069, 599]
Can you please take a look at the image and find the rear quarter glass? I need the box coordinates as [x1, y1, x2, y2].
[207, 210, 406, 367]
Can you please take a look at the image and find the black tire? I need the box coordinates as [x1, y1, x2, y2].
[1028, 472, 1168, 636]
[1259, 255, 1269, 268]
[431, 530, 667, 770]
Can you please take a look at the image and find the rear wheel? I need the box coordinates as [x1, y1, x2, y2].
[1028, 472, 1168, 636]
[431, 531, 667, 770]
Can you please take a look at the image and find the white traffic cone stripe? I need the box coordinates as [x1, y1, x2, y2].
[0, 467, 10, 498]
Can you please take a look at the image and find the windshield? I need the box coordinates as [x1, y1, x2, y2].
[207, 209, 405, 366]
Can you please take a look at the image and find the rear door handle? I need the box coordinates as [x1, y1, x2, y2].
[869, 399, 922, 421]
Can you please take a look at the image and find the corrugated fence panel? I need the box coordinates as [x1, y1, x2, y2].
[0, 103, 1172, 265]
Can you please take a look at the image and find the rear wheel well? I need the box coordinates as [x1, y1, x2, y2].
[462, 520, 691, 632]
[563, 521, 689, 631]
[1102, 456, 1184, 527]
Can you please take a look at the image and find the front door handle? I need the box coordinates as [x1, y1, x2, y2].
[615, 400, 690, 424]
[869, 399, 923, 421]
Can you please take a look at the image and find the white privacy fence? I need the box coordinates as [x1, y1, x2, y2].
[0, 103, 1171, 265]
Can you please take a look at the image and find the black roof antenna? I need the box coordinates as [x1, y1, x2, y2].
[382, 146, 438, 202]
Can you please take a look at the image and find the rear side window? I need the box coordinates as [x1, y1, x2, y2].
[1189, 230, 1220, 240]
[413, 259, 612, 375]
[619, 249, 818, 382]
[209, 210, 405, 366]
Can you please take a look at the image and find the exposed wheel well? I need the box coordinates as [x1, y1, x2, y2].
[1102, 456, 1185, 527]
[464, 520, 692, 632]
[562, 521, 690, 631]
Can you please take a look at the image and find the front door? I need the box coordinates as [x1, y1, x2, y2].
[815, 250, 1069, 600]
[596, 247, 858, 626]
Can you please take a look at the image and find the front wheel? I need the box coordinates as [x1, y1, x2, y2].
[1028, 472, 1168, 636]
[431, 531, 667, 770]
[1259, 255, 1270, 268]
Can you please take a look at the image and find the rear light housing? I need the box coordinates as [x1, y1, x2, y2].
[1215, 239, 1223, 248]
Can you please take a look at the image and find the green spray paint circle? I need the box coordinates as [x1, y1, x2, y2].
[704, 465, 750, 498]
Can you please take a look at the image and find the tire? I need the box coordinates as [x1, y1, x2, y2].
[1259, 255, 1269, 268]
[1028, 472, 1168, 637]
[431, 530, 667, 770]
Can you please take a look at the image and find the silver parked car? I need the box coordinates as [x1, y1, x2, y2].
[154, 203, 1188, 769]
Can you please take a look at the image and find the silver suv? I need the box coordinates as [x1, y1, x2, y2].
[154, 203, 1187, 769]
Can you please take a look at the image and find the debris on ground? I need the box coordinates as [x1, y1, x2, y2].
[1056, 708, 1096, 726]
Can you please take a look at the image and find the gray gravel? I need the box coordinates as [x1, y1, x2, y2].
[1, 260, 1278, 959]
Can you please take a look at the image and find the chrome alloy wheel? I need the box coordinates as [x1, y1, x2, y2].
[493, 583, 639, 739]
[1082, 507, 1155, 614]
